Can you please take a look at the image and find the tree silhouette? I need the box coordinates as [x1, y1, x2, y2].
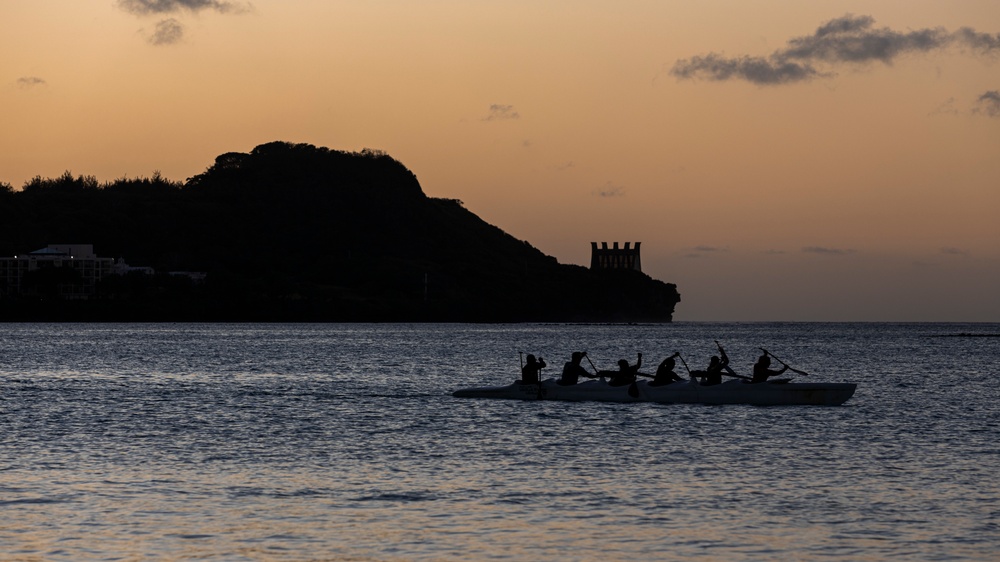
[0, 142, 680, 321]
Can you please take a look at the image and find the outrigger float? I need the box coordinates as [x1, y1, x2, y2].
[452, 377, 857, 406]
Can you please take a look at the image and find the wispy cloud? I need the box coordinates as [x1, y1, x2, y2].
[118, 0, 251, 15]
[954, 27, 1000, 53]
[941, 246, 969, 255]
[683, 245, 729, 258]
[803, 246, 856, 255]
[149, 18, 184, 45]
[592, 182, 625, 198]
[671, 53, 826, 85]
[928, 97, 960, 117]
[17, 77, 46, 89]
[974, 90, 1000, 117]
[671, 14, 1000, 85]
[119, 0, 250, 45]
[482, 104, 520, 122]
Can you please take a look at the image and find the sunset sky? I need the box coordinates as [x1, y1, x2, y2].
[3, 1, 998, 321]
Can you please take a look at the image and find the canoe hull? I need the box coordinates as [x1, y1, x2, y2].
[451, 379, 639, 402]
[638, 379, 856, 406]
[452, 378, 856, 406]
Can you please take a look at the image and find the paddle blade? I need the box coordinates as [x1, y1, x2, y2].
[628, 382, 639, 398]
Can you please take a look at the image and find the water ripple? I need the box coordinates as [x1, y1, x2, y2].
[0, 322, 998, 560]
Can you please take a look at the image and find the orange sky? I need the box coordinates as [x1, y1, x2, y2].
[3, 1, 999, 321]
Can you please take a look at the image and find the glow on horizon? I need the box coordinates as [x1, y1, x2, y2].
[2, 1, 998, 321]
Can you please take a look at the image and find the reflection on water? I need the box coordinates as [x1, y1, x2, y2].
[1, 323, 998, 560]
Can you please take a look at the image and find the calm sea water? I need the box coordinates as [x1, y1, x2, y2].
[1, 322, 998, 561]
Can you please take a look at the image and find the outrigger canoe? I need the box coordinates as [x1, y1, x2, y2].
[452, 377, 857, 406]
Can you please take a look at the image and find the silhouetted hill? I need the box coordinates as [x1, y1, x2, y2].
[0, 142, 680, 321]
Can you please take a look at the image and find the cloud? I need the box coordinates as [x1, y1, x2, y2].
[780, 15, 951, 64]
[670, 53, 826, 85]
[802, 246, 856, 255]
[974, 90, 1000, 117]
[482, 104, 520, 121]
[119, 0, 249, 45]
[928, 97, 960, 117]
[683, 245, 729, 258]
[118, 0, 251, 15]
[149, 18, 184, 45]
[671, 14, 1000, 85]
[17, 77, 46, 88]
[954, 27, 1000, 54]
[592, 182, 625, 197]
[941, 247, 969, 255]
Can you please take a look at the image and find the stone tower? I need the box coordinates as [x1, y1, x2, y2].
[590, 242, 641, 272]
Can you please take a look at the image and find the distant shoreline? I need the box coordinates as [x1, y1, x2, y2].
[927, 333, 1000, 338]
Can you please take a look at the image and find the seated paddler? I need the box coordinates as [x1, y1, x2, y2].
[692, 342, 732, 386]
[559, 351, 595, 386]
[700, 355, 725, 386]
[609, 353, 642, 387]
[751, 353, 787, 383]
[520, 354, 546, 384]
[650, 353, 683, 386]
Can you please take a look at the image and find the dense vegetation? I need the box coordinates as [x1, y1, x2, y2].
[0, 142, 680, 321]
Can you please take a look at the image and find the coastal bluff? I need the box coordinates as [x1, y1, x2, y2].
[0, 141, 680, 322]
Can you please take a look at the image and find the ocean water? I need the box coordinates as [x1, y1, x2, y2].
[1, 322, 998, 561]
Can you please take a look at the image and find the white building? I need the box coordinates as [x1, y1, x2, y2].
[0, 244, 147, 300]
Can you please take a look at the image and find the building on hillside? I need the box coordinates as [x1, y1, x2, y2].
[590, 242, 641, 272]
[0, 244, 150, 300]
[112, 258, 155, 277]
[167, 271, 207, 284]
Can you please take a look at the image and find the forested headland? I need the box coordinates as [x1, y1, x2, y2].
[0, 142, 680, 322]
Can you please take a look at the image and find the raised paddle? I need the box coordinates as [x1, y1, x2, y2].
[760, 348, 812, 377]
[706, 341, 745, 380]
[678, 352, 712, 384]
[676, 353, 692, 375]
[627, 352, 644, 396]
[625, 354, 643, 398]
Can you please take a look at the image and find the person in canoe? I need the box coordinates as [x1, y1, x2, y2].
[559, 351, 595, 386]
[751, 353, 787, 383]
[650, 353, 683, 386]
[691, 342, 733, 386]
[520, 354, 546, 384]
[609, 353, 642, 387]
